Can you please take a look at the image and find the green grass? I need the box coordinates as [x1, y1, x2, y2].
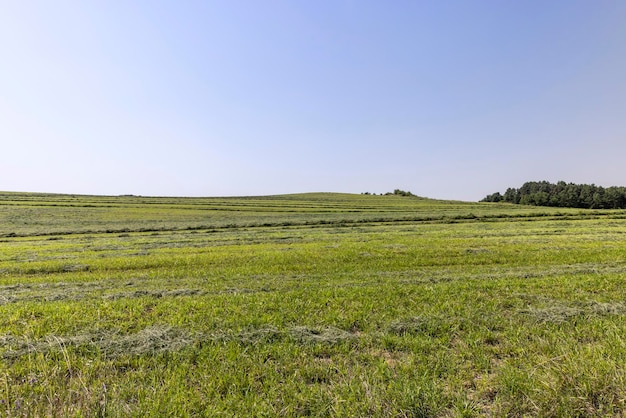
[1, 192, 626, 416]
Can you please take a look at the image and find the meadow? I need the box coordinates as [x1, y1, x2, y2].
[1, 192, 626, 416]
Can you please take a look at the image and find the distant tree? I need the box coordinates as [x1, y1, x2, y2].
[562, 183, 580, 208]
[605, 187, 626, 209]
[579, 185, 595, 208]
[503, 188, 519, 204]
[529, 191, 549, 206]
[481, 181, 626, 209]
[480, 192, 503, 203]
[388, 189, 415, 197]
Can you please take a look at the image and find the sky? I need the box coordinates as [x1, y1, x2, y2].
[1, 1, 625, 201]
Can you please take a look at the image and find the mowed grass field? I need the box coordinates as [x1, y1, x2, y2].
[2, 192, 626, 416]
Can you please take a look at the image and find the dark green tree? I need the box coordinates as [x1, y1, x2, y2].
[480, 192, 503, 202]
[482, 181, 626, 209]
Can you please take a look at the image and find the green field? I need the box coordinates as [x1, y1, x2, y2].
[1, 192, 626, 416]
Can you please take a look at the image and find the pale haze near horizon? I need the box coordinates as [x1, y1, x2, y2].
[1, 1, 625, 201]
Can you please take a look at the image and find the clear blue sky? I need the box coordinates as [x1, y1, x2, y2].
[1, 1, 625, 200]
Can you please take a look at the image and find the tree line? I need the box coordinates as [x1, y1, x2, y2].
[481, 181, 626, 209]
[362, 189, 416, 197]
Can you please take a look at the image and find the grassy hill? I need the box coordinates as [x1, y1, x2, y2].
[1, 192, 626, 415]
[0, 191, 603, 237]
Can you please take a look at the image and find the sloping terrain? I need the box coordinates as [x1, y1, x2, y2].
[1, 192, 626, 416]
